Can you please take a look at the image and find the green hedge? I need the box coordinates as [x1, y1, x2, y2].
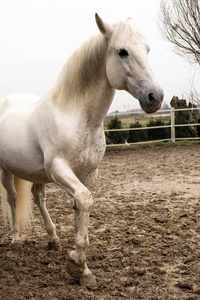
[127, 120, 148, 143]
[105, 117, 128, 145]
[105, 116, 199, 145]
[147, 119, 171, 141]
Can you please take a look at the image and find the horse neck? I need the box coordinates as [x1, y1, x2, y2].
[49, 34, 115, 123]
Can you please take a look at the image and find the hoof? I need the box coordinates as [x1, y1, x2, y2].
[79, 274, 97, 289]
[48, 239, 61, 251]
[66, 256, 85, 278]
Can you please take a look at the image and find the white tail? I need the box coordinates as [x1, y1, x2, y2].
[1, 177, 33, 231]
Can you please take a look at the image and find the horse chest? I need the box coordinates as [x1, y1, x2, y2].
[69, 128, 106, 180]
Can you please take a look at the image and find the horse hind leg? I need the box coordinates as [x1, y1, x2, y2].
[31, 183, 61, 250]
[1, 168, 20, 245]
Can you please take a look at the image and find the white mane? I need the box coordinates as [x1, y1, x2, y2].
[48, 20, 144, 108]
[50, 34, 107, 106]
[45, 19, 150, 110]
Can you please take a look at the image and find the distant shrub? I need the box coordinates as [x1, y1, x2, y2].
[105, 117, 128, 144]
[105, 112, 200, 146]
[127, 120, 148, 143]
[175, 112, 198, 138]
[147, 119, 170, 141]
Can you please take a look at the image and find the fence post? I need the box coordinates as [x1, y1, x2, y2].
[171, 107, 175, 142]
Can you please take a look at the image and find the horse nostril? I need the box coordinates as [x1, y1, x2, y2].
[147, 93, 157, 103]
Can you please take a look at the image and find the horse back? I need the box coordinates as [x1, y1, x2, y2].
[0, 93, 40, 116]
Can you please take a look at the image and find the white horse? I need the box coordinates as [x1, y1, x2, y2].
[0, 14, 163, 287]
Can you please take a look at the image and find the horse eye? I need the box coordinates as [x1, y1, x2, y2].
[117, 49, 129, 58]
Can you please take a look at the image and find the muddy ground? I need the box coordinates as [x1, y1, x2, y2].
[0, 142, 200, 300]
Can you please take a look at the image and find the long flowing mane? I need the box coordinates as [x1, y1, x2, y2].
[46, 20, 144, 108]
[50, 34, 108, 106]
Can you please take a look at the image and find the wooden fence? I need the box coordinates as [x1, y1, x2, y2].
[105, 107, 200, 147]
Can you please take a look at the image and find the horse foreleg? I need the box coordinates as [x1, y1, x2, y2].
[67, 189, 93, 273]
[50, 158, 96, 288]
[1, 169, 20, 245]
[31, 183, 60, 250]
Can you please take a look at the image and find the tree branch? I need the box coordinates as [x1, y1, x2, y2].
[159, 0, 200, 64]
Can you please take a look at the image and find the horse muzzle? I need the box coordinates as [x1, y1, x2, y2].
[127, 79, 164, 114]
[138, 82, 164, 114]
[139, 90, 164, 114]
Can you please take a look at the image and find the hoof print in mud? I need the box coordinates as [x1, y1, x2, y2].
[10, 242, 22, 251]
[48, 240, 61, 251]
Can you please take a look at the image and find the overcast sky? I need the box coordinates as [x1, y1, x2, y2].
[0, 0, 199, 112]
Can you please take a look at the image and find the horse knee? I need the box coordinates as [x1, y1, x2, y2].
[75, 189, 93, 211]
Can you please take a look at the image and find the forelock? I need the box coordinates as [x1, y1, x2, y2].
[110, 21, 146, 47]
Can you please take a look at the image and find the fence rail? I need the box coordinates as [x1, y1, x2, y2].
[105, 107, 200, 147]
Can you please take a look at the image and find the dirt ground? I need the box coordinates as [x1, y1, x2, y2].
[1, 142, 200, 300]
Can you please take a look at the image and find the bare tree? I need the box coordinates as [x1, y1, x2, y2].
[185, 84, 200, 105]
[159, 0, 200, 65]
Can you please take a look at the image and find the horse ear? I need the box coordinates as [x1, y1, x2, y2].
[95, 13, 112, 39]
[126, 17, 134, 26]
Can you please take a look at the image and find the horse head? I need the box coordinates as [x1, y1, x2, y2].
[95, 14, 164, 114]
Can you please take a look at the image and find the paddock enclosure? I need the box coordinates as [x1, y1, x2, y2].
[1, 142, 200, 299]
